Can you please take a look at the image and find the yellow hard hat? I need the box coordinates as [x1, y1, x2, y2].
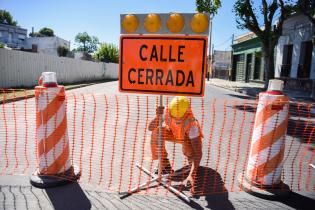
[169, 96, 190, 118]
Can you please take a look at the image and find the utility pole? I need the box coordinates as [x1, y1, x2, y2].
[229, 34, 234, 81]
[207, 17, 213, 81]
[211, 44, 214, 78]
[212, 44, 214, 55]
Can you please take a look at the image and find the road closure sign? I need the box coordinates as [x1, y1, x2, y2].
[119, 35, 207, 96]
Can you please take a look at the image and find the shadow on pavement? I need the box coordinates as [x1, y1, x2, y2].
[226, 94, 257, 100]
[227, 88, 262, 98]
[204, 194, 235, 210]
[278, 192, 315, 210]
[232, 104, 257, 113]
[45, 182, 91, 210]
[171, 166, 235, 210]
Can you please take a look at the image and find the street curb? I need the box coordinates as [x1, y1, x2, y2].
[206, 82, 259, 98]
[207, 82, 315, 103]
[0, 83, 97, 104]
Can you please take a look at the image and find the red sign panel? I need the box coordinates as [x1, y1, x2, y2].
[119, 35, 207, 96]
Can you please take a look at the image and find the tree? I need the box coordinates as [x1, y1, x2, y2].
[297, 0, 315, 24]
[38, 27, 54, 37]
[93, 43, 119, 63]
[234, 0, 295, 87]
[75, 32, 99, 53]
[29, 27, 55, 37]
[196, 0, 222, 14]
[29, 32, 39, 37]
[57, 45, 69, 57]
[0, 10, 18, 26]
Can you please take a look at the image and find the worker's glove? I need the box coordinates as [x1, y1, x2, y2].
[156, 106, 165, 116]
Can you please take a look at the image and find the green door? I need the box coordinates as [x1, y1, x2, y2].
[235, 54, 245, 82]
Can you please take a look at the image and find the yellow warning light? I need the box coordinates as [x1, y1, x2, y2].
[144, 13, 162, 33]
[190, 13, 209, 34]
[166, 13, 185, 33]
[122, 14, 139, 33]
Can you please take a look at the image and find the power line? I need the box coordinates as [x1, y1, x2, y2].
[214, 36, 233, 47]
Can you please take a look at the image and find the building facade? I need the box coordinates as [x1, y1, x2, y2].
[0, 24, 27, 48]
[275, 13, 315, 90]
[231, 32, 264, 83]
[24, 36, 70, 56]
[0, 24, 70, 57]
[212, 50, 232, 80]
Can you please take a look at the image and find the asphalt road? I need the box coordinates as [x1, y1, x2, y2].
[0, 81, 314, 210]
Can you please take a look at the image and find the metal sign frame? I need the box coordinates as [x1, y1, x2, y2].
[119, 12, 210, 203]
[120, 13, 210, 36]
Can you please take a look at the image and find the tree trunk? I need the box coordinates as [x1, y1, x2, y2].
[262, 44, 275, 89]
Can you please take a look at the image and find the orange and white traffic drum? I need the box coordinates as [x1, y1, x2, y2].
[246, 91, 289, 185]
[239, 79, 291, 198]
[30, 72, 80, 188]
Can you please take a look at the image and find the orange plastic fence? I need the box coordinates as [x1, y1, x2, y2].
[0, 89, 314, 196]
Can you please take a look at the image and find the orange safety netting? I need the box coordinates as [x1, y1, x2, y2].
[0, 89, 314, 196]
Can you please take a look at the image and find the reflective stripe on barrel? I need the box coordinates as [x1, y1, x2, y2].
[246, 92, 289, 185]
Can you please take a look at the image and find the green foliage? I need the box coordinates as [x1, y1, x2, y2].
[0, 10, 18, 26]
[0, 42, 4, 48]
[233, 0, 295, 33]
[75, 32, 99, 53]
[57, 45, 69, 57]
[38, 27, 54, 37]
[196, 0, 221, 14]
[29, 32, 41, 37]
[93, 43, 119, 63]
[296, 0, 315, 24]
[29, 27, 55, 37]
[233, 0, 250, 30]
[75, 32, 91, 47]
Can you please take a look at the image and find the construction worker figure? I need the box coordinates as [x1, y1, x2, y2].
[148, 96, 203, 192]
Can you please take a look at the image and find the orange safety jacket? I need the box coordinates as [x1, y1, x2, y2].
[164, 107, 203, 143]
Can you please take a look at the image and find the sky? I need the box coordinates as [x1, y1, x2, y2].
[0, 0, 246, 51]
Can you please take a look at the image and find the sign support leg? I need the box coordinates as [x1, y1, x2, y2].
[157, 95, 163, 182]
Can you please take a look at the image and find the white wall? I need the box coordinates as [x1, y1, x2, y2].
[275, 14, 315, 79]
[0, 48, 118, 88]
[275, 36, 290, 78]
[74, 52, 84, 60]
[104, 63, 119, 79]
[24, 36, 70, 56]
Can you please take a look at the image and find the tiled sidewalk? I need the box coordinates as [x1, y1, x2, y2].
[0, 175, 314, 210]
